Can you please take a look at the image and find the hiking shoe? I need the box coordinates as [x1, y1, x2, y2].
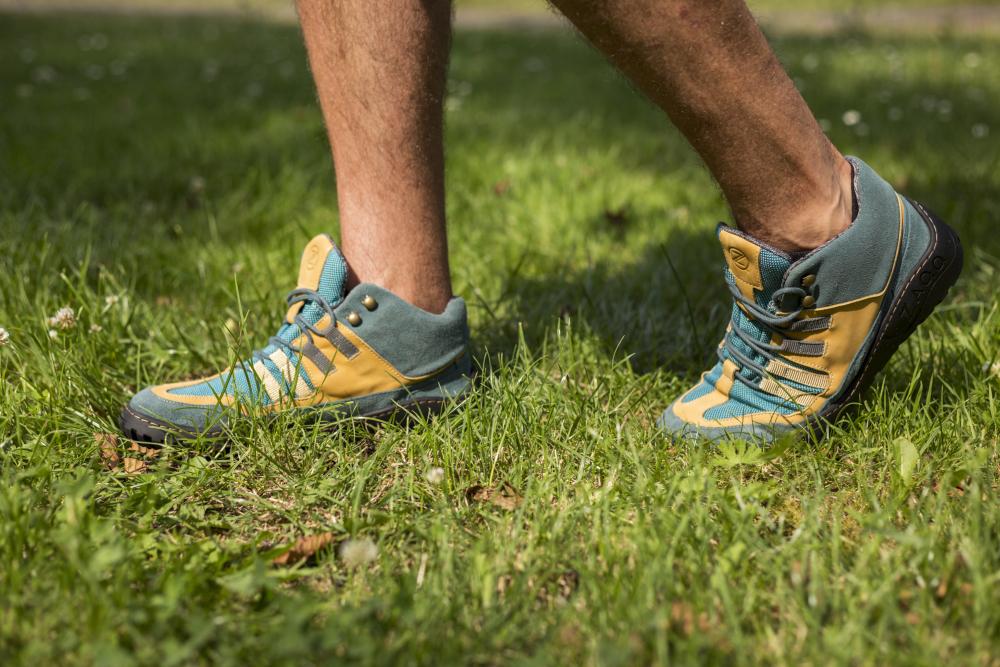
[120, 234, 472, 444]
[658, 156, 963, 442]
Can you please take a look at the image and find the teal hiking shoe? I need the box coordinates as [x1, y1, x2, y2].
[658, 157, 963, 442]
[121, 234, 472, 444]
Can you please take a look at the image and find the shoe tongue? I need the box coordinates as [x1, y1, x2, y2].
[284, 233, 349, 324]
[717, 224, 791, 305]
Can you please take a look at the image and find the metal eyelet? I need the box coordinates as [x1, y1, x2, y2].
[802, 274, 817, 287]
[801, 295, 816, 308]
[347, 311, 362, 326]
[361, 295, 378, 311]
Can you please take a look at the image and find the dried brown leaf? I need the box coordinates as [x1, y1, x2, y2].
[273, 532, 334, 566]
[95, 432, 120, 470]
[466, 482, 523, 511]
[128, 441, 160, 459]
[122, 457, 147, 474]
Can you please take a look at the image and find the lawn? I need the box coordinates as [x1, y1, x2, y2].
[1, 7, 999, 666]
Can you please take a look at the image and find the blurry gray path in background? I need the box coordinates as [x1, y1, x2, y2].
[2, 0, 1000, 35]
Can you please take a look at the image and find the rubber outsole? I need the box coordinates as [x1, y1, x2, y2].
[119, 395, 455, 446]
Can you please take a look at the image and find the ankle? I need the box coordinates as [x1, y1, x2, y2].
[750, 157, 855, 253]
[344, 264, 452, 315]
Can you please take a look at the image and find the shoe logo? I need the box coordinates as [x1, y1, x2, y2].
[305, 245, 321, 272]
[728, 247, 751, 270]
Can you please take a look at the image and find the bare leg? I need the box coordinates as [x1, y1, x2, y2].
[550, 0, 853, 252]
[296, 0, 453, 313]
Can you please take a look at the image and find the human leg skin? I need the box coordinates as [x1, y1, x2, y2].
[549, 0, 852, 252]
[549, 0, 963, 441]
[296, 0, 454, 314]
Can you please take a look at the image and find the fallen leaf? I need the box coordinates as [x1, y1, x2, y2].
[129, 441, 160, 459]
[95, 432, 120, 470]
[122, 457, 147, 474]
[466, 482, 523, 511]
[273, 532, 334, 566]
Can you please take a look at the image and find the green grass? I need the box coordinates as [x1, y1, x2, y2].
[2, 9, 1000, 666]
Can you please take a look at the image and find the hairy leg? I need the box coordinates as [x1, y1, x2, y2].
[296, 0, 453, 313]
[550, 0, 853, 252]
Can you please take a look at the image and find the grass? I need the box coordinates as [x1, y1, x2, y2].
[1, 8, 999, 666]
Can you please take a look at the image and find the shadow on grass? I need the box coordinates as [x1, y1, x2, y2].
[1, 10, 996, 388]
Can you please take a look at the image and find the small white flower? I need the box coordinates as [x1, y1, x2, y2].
[33, 65, 55, 83]
[0, 327, 10, 346]
[48, 329, 59, 340]
[47, 306, 76, 330]
[104, 294, 120, 307]
[963, 52, 981, 69]
[339, 538, 378, 568]
[842, 110, 862, 127]
[522, 57, 546, 73]
[189, 176, 206, 194]
[983, 361, 1000, 376]
[89, 323, 103, 333]
[425, 467, 445, 485]
[972, 124, 989, 140]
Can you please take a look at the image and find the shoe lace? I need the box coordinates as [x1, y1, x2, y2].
[720, 278, 828, 391]
[251, 287, 337, 364]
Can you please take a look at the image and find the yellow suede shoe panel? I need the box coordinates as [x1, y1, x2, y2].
[719, 228, 764, 302]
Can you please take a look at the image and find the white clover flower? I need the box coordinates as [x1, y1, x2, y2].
[972, 124, 989, 140]
[339, 538, 378, 568]
[842, 110, 862, 127]
[0, 327, 10, 346]
[425, 467, 445, 485]
[89, 323, 103, 333]
[983, 361, 1000, 376]
[48, 329, 58, 340]
[47, 306, 76, 330]
[105, 294, 120, 307]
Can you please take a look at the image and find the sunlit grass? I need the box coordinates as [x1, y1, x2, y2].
[0, 9, 998, 666]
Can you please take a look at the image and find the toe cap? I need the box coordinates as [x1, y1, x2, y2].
[124, 386, 228, 439]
